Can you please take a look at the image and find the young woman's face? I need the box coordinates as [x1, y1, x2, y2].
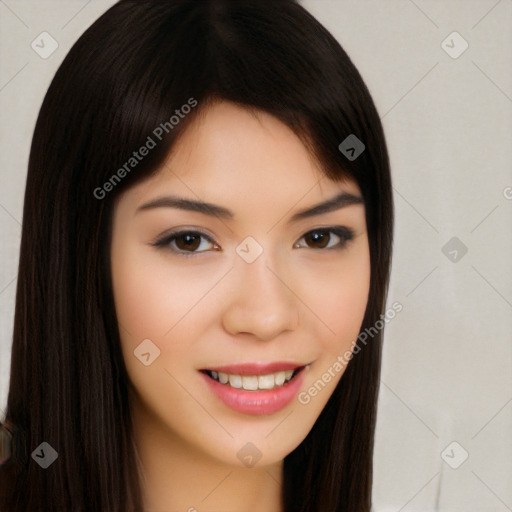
[111, 101, 370, 469]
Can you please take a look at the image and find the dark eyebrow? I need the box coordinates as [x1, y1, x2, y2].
[136, 195, 234, 219]
[288, 191, 363, 222]
[136, 191, 364, 222]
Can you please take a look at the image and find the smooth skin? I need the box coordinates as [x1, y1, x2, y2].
[110, 101, 371, 512]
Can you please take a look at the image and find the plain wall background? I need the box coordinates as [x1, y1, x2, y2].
[1, 1, 511, 510]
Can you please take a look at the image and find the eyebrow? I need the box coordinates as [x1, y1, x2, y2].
[136, 191, 364, 223]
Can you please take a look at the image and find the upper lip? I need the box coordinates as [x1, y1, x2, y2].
[201, 361, 307, 375]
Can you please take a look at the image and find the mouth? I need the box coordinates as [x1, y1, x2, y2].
[200, 366, 305, 391]
[199, 362, 310, 415]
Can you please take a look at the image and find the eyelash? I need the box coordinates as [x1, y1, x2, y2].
[151, 226, 355, 257]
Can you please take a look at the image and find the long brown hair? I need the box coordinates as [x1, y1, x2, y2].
[0, 1, 393, 510]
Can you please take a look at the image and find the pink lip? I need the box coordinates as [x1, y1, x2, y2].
[200, 366, 307, 415]
[203, 361, 303, 375]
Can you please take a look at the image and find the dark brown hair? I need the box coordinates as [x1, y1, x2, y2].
[0, 1, 393, 510]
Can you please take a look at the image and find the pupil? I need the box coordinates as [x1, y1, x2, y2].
[308, 230, 328, 248]
[178, 234, 199, 251]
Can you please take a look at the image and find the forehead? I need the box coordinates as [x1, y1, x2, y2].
[121, 101, 361, 214]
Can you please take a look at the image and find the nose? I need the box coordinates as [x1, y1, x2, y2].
[221, 252, 300, 341]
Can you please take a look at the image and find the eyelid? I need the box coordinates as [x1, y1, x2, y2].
[151, 226, 355, 256]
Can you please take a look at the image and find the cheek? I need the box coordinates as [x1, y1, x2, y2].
[111, 255, 167, 342]
[110, 236, 180, 383]
[110, 246, 231, 395]
[300, 247, 371, 352]
[333, 262, 370, 343]
[111, 249, 204, 411]
[111, 246, 218, 342]
[294, 247, 370, 415]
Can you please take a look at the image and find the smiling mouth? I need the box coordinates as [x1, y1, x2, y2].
[200, 366, 305, 391]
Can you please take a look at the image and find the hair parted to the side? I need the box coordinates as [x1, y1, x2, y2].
[0, 1, 393, 511]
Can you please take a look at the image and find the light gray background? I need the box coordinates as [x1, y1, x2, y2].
[1, 1, 511, 510]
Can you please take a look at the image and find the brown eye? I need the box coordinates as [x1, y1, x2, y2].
[174, 233, 202, 251]
[295, 227, 354, 250]
[304, 230, 330, 249]
[152, 230, 219, 256]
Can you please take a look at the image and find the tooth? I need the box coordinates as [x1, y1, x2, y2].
[242, 376, 258, 390]
[229, 374, 242, 388]
[215, 370, 296, 389]
[274, 371, 286, 386]
[258, 374, 275, 389]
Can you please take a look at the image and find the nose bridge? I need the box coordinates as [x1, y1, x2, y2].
[221, 246, 300, 340]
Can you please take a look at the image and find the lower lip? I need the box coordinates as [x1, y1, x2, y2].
[201, 369, 305, 415]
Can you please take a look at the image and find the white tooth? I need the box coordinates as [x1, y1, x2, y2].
[258, 374, 275, 390]
[218, 372, 229, 384]
[229, 374, 242, 388]
[284, 370, 294, 381]
[242, 375, 258, 390]
[211, 371, 218, 380]
[274, 371, 286, 386]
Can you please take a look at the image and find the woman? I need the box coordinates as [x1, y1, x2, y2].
[0, 0, 393, 510]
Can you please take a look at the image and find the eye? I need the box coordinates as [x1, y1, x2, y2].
[293, 227, 354, 250]
[151, 226, 355, 257]
[151, 230, 219, 256]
